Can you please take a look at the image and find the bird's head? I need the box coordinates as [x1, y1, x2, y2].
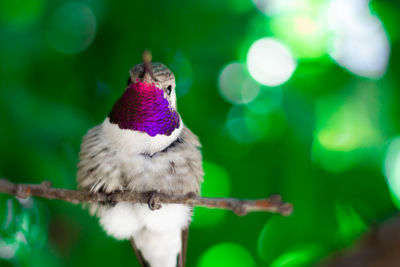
[109, 51, 180, 137]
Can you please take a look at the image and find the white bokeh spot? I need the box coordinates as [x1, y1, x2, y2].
[246, 38, 297, 86]
[218, 62, 260, 105]
[327, 0, 390, 78]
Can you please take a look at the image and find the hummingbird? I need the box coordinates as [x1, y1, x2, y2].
[77, 51, 204, 267]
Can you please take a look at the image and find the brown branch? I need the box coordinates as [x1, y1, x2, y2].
[0, 178, 293, 216]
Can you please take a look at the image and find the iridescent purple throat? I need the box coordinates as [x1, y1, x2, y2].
[109, 81, 180, 136]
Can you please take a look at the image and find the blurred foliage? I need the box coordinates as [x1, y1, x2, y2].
[0, 0, 399, 266]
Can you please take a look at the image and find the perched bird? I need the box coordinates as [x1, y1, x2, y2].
[77, 51, 204, 267]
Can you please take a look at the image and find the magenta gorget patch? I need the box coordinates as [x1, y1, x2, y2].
[109, 81, 180, 136]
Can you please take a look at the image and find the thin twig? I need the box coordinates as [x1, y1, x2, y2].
[0, 178, 293, 216]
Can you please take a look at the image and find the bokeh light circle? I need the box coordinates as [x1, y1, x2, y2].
[225, 106, 265, 144]
[197, 242, 256, 267]
[312, 83, 383, 172]
[167, 51, 194, 98]
[46, 2, 97, 54]
[314, 84, 382, 153]
[327, 0, 390, 78]
[218, 62, 260, 105]
[270, 14, 328, 59]
[245, 87, 283, 114]
[383, 137, 400, 209]
[192, 161, 230, 228]
[335, 204, 367, 243]
[247, 38, 297, 86]
[252, 0, 305, 16]
[269, 244, 323, 267]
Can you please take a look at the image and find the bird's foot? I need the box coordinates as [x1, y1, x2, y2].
[147, 191, 162, 211]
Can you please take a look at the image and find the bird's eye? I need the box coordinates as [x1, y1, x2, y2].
[167, 85, 172, 95]
[127, 77, 131, 86]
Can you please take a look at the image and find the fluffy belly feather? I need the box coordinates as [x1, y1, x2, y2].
[98, 202, 192, 240]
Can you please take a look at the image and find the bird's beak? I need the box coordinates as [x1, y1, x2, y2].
[141, 50, 158, 83]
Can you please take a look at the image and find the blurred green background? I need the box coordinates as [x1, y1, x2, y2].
[0, 0, 399, 266]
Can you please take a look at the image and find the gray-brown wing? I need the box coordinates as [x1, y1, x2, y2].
[77, 124, 124, 194]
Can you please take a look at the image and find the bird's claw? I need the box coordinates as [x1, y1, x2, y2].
[106, 192, 117, 207]
[148, 191, 162, 211]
